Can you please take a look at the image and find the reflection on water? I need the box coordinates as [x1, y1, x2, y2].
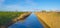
[8, 13, 44, 28]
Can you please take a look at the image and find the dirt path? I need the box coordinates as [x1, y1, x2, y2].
[12, 12, 31, 22]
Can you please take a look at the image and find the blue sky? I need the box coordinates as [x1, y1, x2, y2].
[0, 0, 60, 11]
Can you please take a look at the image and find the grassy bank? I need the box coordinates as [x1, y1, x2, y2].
[35, 12, 60, 28]
[0, 12, 24, 26]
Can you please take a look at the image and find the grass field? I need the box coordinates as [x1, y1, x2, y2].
[0, 11, 24, 25]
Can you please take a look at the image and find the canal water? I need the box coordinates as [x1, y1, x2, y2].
[8, 13, 44, 28]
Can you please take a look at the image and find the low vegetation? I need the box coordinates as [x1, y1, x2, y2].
[0, 11, 24, 26]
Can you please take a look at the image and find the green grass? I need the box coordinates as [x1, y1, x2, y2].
[0, 11, 24, 25]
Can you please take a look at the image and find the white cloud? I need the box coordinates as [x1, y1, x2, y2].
[25, 0, 38, 6]
[5, 5, 20, 11]
[4, 4, 29, 11]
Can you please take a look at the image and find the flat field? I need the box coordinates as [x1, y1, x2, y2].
[0, 11, 23, 25]
[35, 12, 60, 28]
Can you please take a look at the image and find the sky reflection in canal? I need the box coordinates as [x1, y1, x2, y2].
[8, 13, 44, 28]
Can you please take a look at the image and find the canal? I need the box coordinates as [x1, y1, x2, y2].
[8, 13, 44, 28]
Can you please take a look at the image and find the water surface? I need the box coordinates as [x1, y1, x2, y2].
[8, 13, 44, 28]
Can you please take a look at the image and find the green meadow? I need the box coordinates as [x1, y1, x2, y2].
[0, 12, 23, 25]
